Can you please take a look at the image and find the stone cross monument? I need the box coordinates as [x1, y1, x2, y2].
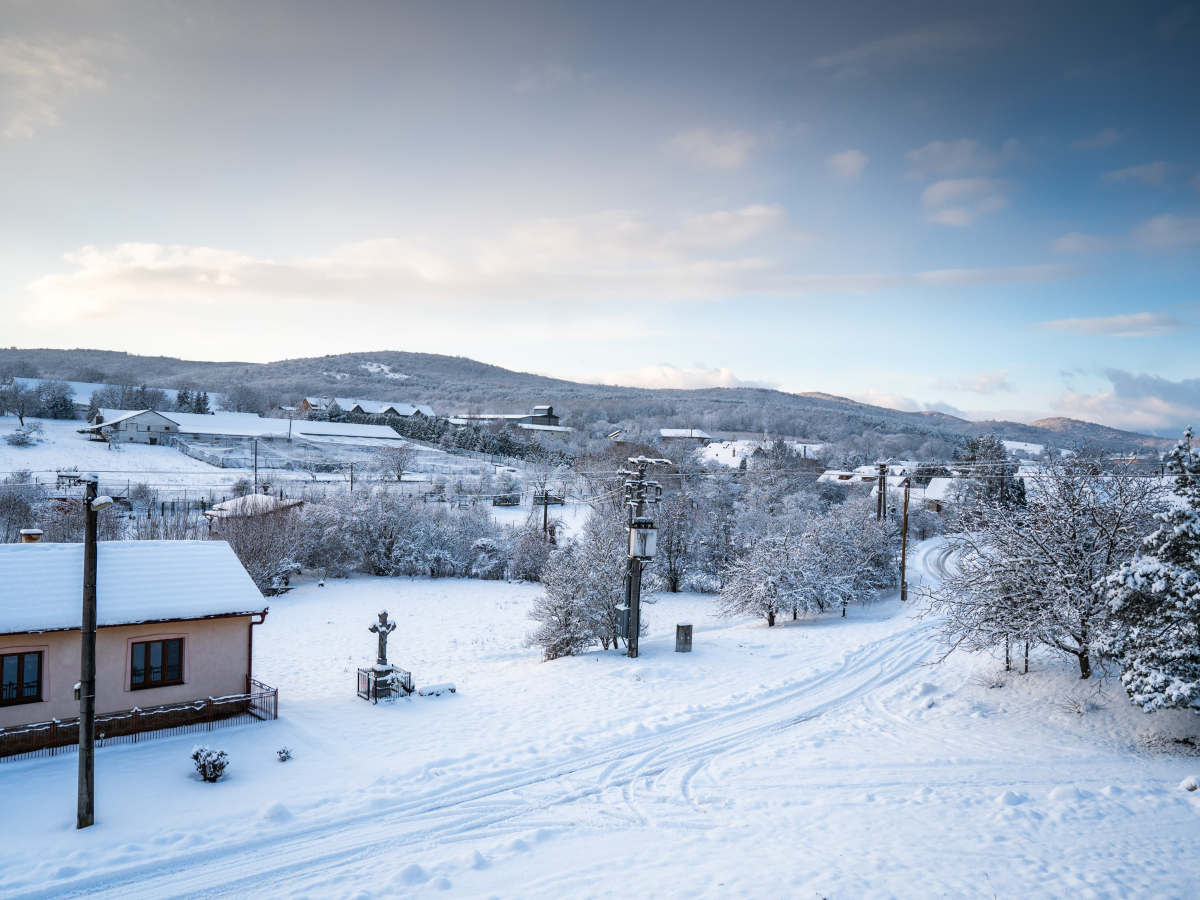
[369, 610, 397, 667]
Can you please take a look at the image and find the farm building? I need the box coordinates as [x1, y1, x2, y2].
[84, 409, 405, 443]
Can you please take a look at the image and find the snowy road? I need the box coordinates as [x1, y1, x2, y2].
[4, 538, 1199, 898]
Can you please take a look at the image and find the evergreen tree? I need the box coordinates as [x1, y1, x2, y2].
[36, 380, 77, 419]
[176, 388, 192, 411]
[194, 391, 211, 414]
[326, 400, 345, 422]
[952, 433, 1025, 507]
[1105, 428, 1200, 711]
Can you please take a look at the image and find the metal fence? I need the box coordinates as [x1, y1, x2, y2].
[0, 679, 277, 763]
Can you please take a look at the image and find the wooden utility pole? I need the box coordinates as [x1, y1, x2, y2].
[253, 438, 258, 494]
[876, 460, 889, 521]
[349, 461, 354, 492]
[900, 477, 911, 602]
[77, 476, 102, 828]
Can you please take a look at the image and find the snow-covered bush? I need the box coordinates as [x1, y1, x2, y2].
[191, 746, 229, 782]
[277, 747, 292, 762]
[526, 502, 639, 659]
[5, 421, 43, 447]
[1105, 429, 1200, 711]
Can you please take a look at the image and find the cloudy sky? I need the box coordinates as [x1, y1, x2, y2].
[3, 1, 1199, 434]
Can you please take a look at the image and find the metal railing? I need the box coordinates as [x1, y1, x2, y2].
[0, 679, 277, 762]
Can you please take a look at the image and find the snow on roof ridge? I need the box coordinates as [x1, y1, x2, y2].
[0, 541, 266, 634]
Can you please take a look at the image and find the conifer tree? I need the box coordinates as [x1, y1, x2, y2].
[1105, 428, 1200, 711]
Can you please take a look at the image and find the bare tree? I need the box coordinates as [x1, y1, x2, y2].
[1, 379, 36, 426]
[372, 443, 420, 485]
[924, 452, 1166, 679]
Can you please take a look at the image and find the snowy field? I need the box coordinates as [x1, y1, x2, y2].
[2, 539, 1199, 899]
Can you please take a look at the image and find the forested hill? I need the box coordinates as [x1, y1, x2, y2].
[0, 347, 1173, 450]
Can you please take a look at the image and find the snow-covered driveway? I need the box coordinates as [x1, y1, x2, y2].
[3, 539, 1198, 898]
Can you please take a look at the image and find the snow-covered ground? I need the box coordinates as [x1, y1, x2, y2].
[2, 537, 1198, 898]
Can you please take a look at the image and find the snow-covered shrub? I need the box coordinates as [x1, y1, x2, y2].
[526, 502, 638, 658]
[213, 506, 305, 595]
[277, 747, 292, 762]
[191, 746, 229, 782]
[5, 421, 43, 447]
[525, 544, 598, 660]
[470, 538, 506, 580]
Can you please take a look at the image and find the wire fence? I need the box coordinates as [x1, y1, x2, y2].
[0, 680, 277, 763]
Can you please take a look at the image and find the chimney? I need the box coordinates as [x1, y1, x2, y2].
[20, 528, 43, 544]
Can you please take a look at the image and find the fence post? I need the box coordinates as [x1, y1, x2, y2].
[206, 698, 214, 731]
[133, 708, 140, 744]
[50, 719, 58, 756]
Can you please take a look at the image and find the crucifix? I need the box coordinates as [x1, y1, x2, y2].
[369, 610, 397, 667]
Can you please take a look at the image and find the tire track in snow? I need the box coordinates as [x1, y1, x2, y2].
[19, 614, 940, 900]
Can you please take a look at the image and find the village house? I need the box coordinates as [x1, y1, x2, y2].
[296, 397, 434, 418]
[85, 409, 406, 443]
[450, 404, 573, 437]
[0, 540, 270, 739]
[659, 428, 713, 444]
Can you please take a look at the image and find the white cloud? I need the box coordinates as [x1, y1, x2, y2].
[934, 370, 1016, 394]
[513, 62, 589, 92]
[593, 364, 775, 391]
[904, 138, 1019, 179]
[23, 212, 1078, 323]
[0, 36, 118, 137]
[1101, 161, 1169, 186]
[1130, 214, 1200, 249]
[827, 149, 869, 182]
[812, 21, 996, 78]
[663, 128, 757, 170]
[1039, 312, 1194, 338]
[844, 390, 923, 412]
[1050, 231, 1118, 253]
[1072, 127, 1127, 149]
[919, 177, 1008, 226]
[1052, 377, 1200, 435]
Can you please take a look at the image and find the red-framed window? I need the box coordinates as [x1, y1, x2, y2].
[131, 639, 184, 689]
[0, 651, 42, 706]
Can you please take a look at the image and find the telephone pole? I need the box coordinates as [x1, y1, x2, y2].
[618, 456, 669, 658]
[253, 438, 258, 494]
[899, 476, 911, 602]
[78, 475, 112, 829]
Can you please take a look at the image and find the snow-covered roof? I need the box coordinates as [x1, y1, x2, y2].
[93, 408, 169, 428]
[659, 429, 713, 440]
[0, 541, 266, 635]
[205, 494, 304, 519]
[292, 420, 402, 440]
[922, 477, 955, 501]
[89, 409, 402, 441]
[334, 399, 434, 418]
[517, 423, 573, 433]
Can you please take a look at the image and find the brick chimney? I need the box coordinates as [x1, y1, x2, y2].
[19, 528, 43, 543]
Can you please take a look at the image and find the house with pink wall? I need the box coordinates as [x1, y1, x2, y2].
[0, 541, 269, 734]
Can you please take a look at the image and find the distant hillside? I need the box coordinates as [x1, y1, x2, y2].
[0, 347, 1174, 451]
